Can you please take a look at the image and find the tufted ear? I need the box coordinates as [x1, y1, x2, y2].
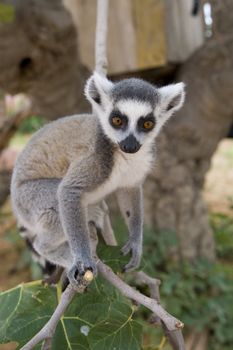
[156, 82, 185, 124]
[85, 72, 114, 112]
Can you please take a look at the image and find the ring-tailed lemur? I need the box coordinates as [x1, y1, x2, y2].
[11, 72, 185, 288]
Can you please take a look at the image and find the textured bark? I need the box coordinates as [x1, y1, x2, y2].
[0, 170, 11, 206]
[0, 148, 20, 206]
[0, 93, 30, 206]
[144, 0, 233, 261]
[0, 0, 90, 204]
[0, 102, 30, 151]
[0, 0, 90, 119]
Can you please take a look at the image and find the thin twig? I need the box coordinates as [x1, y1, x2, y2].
[0, 94, 31, 151]
[20, 284, 79, 350]
[134, 271, 162, 325]
[95, 0, 109, 76]
[41, 337, 52, 350]
[162, 324, 186, 350]
[20, 261, 184, 350]
[97, 261, 183, 332]
[134, 271, 161, 302]
[133, 271, 186, 350]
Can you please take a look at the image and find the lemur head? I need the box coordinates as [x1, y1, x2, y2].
[85, 72, 185, 154]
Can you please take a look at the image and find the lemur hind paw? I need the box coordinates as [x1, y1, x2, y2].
[121, 239, 142, 272]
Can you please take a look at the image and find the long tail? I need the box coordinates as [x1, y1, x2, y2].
[19, 226, 56, 276]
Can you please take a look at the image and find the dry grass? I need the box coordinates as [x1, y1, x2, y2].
[0, 200, 30, 292]
[205, 139, 233, 216]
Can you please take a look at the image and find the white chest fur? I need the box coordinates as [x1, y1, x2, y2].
[83, 145, 154, 205]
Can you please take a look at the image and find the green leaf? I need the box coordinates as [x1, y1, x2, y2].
[88, 302, 141, 350]
[98, 243, 146, 273]
[0, 281, 56, 348]
[0, 275, 142, 350]
[97, 244, 129, 272]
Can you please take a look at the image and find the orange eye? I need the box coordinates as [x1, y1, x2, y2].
[112, 116, 123, 127]
[143, 120, 154, 130]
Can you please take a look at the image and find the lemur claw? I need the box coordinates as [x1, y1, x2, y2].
[121, 240, 142, 272]
[121, 241, 131, 256]
[68, 260, 97, 289]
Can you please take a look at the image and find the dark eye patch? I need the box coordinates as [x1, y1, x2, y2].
[109, 109, 128, 130]
[137, 113, 155, 133]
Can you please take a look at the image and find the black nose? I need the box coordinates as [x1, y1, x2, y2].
[119, 134, 141, 154]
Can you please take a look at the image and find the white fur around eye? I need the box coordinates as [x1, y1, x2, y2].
[116, 100, 152, 122]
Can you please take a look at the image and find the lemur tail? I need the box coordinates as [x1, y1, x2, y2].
[18, 226, 56, 276]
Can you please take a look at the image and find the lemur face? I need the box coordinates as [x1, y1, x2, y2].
[108, 99, 155, 153]
[85, 73, 185, 154]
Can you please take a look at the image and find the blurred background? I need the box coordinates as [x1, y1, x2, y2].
[0, 0, 233, 349]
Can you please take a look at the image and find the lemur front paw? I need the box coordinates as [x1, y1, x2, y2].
[68, 259, 97, 289]
[121, 239, 142, 272]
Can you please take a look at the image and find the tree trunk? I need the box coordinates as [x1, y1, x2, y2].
[0, 170, 11, 206]
[0, 0, 90, 206]
[144, 0, 233, 261]
[0, 94, 31, 206]
[0, 0, 90, 119]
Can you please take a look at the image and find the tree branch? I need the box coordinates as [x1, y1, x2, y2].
[97, 261, 184, 332]
[20, 272, 92, 350]
[0, 94, 31, 151]
[134, 271, 161, 302]
[19, 261, 184, 350]
[20, 285, 76, 350]
[133, 271, 185, 350]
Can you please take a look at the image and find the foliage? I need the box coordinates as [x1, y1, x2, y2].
[140, 217, 233, 350]
[211, 213, 233, 260]
[18, 115, 46, 134]
[0, 3, 15, 23]
[0, 244, 143, 350]
[1, 213, 232, 349]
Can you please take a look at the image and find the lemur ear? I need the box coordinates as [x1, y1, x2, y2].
[85, 72, 114, 111]
[156, 82, 185, 122]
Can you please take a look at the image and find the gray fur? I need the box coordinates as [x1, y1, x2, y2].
[111, 78, 158, 106]
[11, 115, 115, 283]
[11, 73, 185, 287]
[116, 187, 143, 271]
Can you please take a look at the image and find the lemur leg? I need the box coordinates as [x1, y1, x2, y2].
[57, 157, 111, 287]
[100, 201, 117, 246]
[43, 266, 64, 286]
[42, 219, 100, 287]
[33, 235, 72, 269]
[13, 178, 74, 269]
[116, 187, 143, 271]
[88, 201, 117, 246]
